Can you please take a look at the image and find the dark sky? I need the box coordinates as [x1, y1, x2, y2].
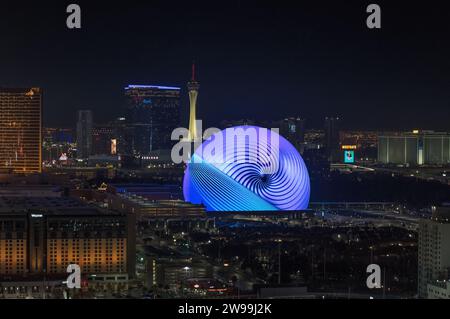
[1, 0, 449, 130]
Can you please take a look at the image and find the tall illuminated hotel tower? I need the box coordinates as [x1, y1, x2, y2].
[187, 63, 200, 141]
[0, 88, 42, 173]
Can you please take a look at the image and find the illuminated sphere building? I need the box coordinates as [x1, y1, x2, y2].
[183, 126, 310, 211]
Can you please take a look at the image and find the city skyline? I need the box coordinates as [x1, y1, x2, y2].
[1, 1, 450, 302]
[1, 1, 449, 130]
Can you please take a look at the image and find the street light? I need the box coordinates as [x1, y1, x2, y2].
[182, 266, 191, 296]
[183, 266, 190, 279]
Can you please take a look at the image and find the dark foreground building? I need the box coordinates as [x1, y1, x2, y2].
[0, 196, 135, 279]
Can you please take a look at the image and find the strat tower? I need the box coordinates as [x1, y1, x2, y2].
[187, 63, 200, 141]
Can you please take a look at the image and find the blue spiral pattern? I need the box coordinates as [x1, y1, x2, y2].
[183, 126, 310, 211]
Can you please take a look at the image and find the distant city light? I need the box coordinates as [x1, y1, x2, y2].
[124, 85, 180, 90]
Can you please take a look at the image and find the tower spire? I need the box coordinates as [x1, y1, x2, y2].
[188, 62, 200, 142]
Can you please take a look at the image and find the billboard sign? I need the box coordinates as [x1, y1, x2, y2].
[344, 150, 355, 163]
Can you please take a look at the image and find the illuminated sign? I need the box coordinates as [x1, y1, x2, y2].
[31, 214, 43, 218]
[344, 150, 355, 163]
[341, 145, 357, 150]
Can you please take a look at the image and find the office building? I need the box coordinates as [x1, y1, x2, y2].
[145, 250, 213, 289]
[278, 117, 306, 151]
[76, 110, 93, 159]
[124, 85, 181, 157]
[0, 88, 42, 173]
[324, 117, 341, 162]
[418, 206, 450, 298]
[92, 125, 115, 156]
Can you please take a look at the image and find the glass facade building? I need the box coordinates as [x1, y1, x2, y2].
[124, 85, 180, 157]
[76, 110, 93, 159]
[324, 116, 341, 162]
[0, 88, 42, 173]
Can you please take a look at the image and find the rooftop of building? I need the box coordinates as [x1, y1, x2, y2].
[112, 183, 181, 190]
[0, 185, 62, 195]
[0, 87, 41, 93]
[379, 130, 450, 137]
[110, 183, 183, 201]
[0, 195, 122, 217]
[119, 194, 202, 209]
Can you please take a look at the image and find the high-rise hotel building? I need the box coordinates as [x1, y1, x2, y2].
[124, 85, 180, 157]
[378, 131, 450, 166]
[76, 110, 93, 159]
[418, 206, 450, 298]
[324, 116, 341, 162]
[0, 88, 42, 173]
[0, 196, 136, 278]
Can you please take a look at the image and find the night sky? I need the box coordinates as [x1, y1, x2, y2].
[1, 1, 449, 130]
